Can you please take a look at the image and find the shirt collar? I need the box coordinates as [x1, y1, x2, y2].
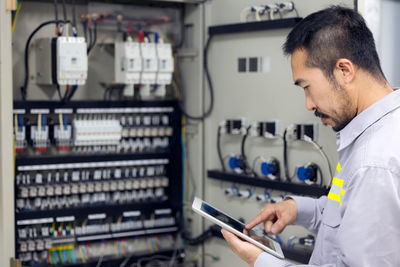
[337, 89, 400, 151]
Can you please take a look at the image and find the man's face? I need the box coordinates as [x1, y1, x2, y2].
[291, 49, 355, 132]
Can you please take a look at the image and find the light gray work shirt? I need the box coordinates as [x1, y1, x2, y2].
[255, 89, 400, 266]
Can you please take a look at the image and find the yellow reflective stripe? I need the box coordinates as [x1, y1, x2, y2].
[332, 177, 344, 187]
[336, 163, 342, 173]
[328, 191, 341, 202]
[341, 189, 346, 196]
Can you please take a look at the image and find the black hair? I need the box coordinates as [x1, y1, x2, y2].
[283, 6, 385, 82]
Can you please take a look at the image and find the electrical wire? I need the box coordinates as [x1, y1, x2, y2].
[54, 0, 59, 33]
[56, 85, 62, 100]
[71, 0, 77, 32]
[240, 125, 257, 176]
[168, 234, 180, 267]
[92, 19, 98, 50]
[316, 164, 324, 187]
[217, 125, 226, 172]
[87, 23, 93, 53]
[283, 128, 296, 182]
[187, 253, 219, 263]
[11, 0, 22, 33]
[174, 5, 185, 50]
[82, 18, 88, 40]
[87, 19, 98, 54]
[309, 140, 333, 185]
[181, 224, 221, 246]
[20, 19, 71, 100]
[96, 241, 105, 267]
[177, 35, 214, 120]
[134, 255, 171, 267]
[293, 7, 300, 17]
[61, 0, 67, 21]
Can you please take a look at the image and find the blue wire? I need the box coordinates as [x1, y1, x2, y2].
[150, 237, 155, 252]
[18, 114, 23, 132]
[154, 32, 159, 43]
[53, 251, 58, 264]
[63, 114, 68, 130]
[42, 114, 47, 130]
[70, 249, 77, 263]
[63, 249, 67, 263]
[118, 240, 122, 256]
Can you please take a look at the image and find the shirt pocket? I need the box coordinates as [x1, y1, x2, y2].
[322, 200, 341, 228]
[320, 200, 341, 261]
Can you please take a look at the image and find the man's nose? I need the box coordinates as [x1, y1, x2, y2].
[305, 96, 316, 111]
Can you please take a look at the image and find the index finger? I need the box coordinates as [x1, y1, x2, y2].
[246, 207, 275, 230]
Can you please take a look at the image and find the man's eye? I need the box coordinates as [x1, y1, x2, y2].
[304, 86, 309, 90]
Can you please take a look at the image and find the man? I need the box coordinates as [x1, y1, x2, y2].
[222, 6, 400, 267]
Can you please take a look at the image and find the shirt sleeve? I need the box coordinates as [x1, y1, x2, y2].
[256, 166, 400, 267]
[289, 196, 327, 234]
[254, 252, 335, 267]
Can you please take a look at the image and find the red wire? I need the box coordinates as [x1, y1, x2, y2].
[139, 30, 144, 43]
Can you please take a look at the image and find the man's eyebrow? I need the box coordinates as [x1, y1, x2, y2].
[294, 79, 305, 86]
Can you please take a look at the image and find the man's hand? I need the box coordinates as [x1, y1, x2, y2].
[221, 229, 263, 266]
[246, 199, 297, 234]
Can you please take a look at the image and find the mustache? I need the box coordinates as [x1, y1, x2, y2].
[314, 110, 329, 118]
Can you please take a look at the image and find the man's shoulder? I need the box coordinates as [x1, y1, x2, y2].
[361, 108, 400, 171]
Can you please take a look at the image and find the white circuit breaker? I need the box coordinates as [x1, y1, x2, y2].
[57, 37, 88, 85]
[35, 37, 88, 86]
[72, 118, 122, 146]
[115, 39, 142, 96]
[140, 41, 158, 97]
[155, 43, 174, 97]
[54, 125, 72, 150]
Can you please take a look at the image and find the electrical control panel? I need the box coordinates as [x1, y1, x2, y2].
[13, 102, 174, 155]
[13, 101, 182, 266]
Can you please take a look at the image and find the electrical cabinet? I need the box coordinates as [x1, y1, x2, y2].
[13, 100, 182, 266]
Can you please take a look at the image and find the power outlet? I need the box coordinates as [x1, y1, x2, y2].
[292, 123, 318, 142]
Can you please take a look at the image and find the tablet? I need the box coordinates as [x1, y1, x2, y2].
[192, 197, 284, 259]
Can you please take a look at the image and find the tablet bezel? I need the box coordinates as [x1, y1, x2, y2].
[192, 197, 284, 259]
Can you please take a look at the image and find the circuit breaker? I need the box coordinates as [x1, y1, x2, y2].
[115, 39, 143, 96]
[155, 42, 174, 97]
[35, 37, 88, 86]
[140, 41, 158, 96]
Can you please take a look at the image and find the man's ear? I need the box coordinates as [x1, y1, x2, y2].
[335, 58, 355, 84]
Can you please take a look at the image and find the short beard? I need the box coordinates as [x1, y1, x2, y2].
[316, 82, 355, 132]
[331, 84, 354, 132]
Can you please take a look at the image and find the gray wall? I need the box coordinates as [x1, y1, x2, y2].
[377, 0, 400, 87]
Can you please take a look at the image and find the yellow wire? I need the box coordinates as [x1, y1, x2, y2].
[13, 115, 17, 171]
[59, 113, 64, 134]
[79, 246, 85, 263]
[11, 2, 22, 33]
[147, 238, 152, 252]
[114, 241, 119, 257]
[38, 114, 42, 133]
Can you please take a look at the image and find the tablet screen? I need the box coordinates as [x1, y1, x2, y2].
[201, 202, 274, 249]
